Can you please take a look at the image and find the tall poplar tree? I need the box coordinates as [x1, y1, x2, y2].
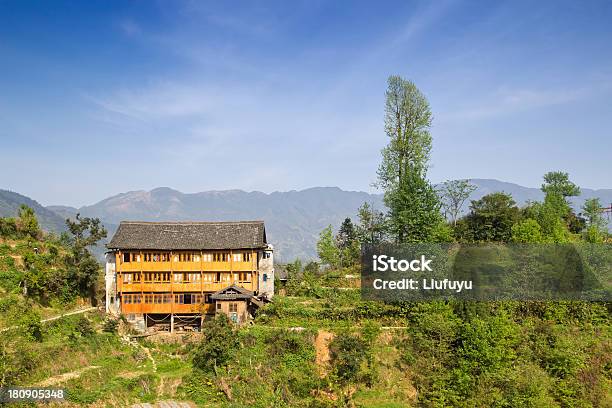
[376, 75, 443, 243]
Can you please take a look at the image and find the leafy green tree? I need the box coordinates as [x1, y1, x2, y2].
[316, 225, 340, 268]
[193, 315, 239, 374]
[376, 75, 443, 243]
[284, 259, 304, 296]
[439, 179, 477, 226]
[0, 217, 18, 238]
[541, 171, 580, 202]
[459, 192, 520, 242]
[336, 218, 357, 249]
[530, 171, 580, 242]
[64, 214, 107, 301]
[356, 202, 386, 246]
[582, 198, 606, 243]
[386, 171, 444, 243]
[511, 219, 544, 243]
[582, 198, 605, 230]
[336, 218, 360, 267]
[16, 205, 40, 239]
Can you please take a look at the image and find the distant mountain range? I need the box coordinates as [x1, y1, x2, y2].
[1, 179, 610, 261]
[0, 189, 67, 232]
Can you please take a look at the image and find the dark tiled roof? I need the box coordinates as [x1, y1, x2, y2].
[107, 221, 267, 250]
[210, 285, 254, 300]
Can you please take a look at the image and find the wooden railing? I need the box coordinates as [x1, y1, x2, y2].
[117, 250, 258, 272]
[120, 260, 256, 272]
[121, 303, 216, 314]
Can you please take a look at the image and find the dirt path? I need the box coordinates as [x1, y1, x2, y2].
[314, 330, 334, 377]
[0, 306, 98, 333]
[121, 335, 157, 372]
[40, 307, 98, 323]
[35, 365, 100, 387]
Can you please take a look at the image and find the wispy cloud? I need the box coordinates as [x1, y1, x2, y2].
[118, 19, 142, 36]
[445, 80, 612, 121]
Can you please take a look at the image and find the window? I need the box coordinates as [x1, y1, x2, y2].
[229, 303, 238, 313]
[213, 252, 228, 262]
[179, 253, 193, 262]
[124, 294, 142, 304]
[263, 252, 271, 259]
[193, 254, 200, 262]
[204, 294, 213, 304]
[123, 273, 141, 284]
[123, 253, 130, 263]
[216, 303, 222, 310]
[263, 273, 268, 282]
[202, 253, 212, 262]
[144, 253, 151, 262]
[233, 253, 241, 262]
[243, 252, 251, 262]
[173, 255, 179, 262]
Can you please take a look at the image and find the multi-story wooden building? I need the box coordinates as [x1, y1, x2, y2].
[105, 221, 274, 330]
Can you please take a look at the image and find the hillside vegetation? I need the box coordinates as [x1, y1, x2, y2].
[0, 208, 610, 407]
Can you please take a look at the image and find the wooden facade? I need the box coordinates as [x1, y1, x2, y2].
[105, 221, 274, 330]
[116, 249, 258, 315]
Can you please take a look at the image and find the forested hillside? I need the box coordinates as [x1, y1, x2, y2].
[0, 190, 67, 233]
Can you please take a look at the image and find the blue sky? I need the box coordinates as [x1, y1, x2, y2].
[1, 0, 611, 207]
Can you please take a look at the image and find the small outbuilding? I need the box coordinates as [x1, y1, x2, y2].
[210, 285, 261, 324]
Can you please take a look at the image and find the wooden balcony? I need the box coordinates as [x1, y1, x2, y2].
[121, 303, 215, 314]
[118, 281, 257, 293]
[119, 260, 256, 272]
[115, 250, 258, 273]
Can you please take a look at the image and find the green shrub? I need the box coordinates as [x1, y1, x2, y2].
[74, 315, 95, 337]
[329, 332, 368, 384]
[103, 318, 119, 333]
[192, 315, 239, 373]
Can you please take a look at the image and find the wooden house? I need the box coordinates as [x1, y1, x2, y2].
[104, 221, 274, 331]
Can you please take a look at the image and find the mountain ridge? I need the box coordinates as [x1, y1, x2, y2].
[1, 180, 610, 261]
